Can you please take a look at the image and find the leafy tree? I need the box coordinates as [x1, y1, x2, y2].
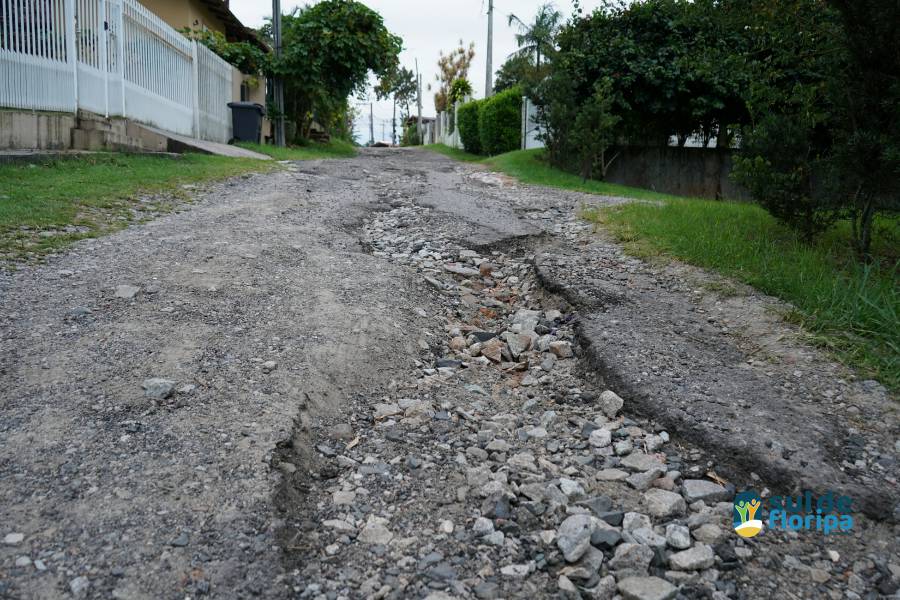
[571, 78, 621, 180]
[376, 66, 417, 119]
[824, 0, 900, 260]
[731, 0, 845, 242]
[180, 28, 269, 75]
[449, 78, 473, 104]
[432, 41, 476, 112]
[495, 54, 552, 95]
[540, 0, 748, 154]
[274, 0, 402, 140]
[376, 66, 418, 144]
[507, 3, 562, 69]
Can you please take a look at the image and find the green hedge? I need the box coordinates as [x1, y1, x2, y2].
[457, 100, 483, 155]
[478, 86, 522, 156]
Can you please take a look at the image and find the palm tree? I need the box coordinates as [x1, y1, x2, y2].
[507, 3, 563, 69]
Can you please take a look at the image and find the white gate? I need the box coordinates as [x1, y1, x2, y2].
[0, 0, 234, 142]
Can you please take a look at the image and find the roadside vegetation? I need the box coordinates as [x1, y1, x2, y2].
[429, 142, 898, 391]
[584, 201, 899, 392]
[0, 153, 274, 263]
[237, 139, 356, 160]
[425, 145, 678, 202]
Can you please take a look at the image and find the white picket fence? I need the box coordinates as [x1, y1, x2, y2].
[435, 103, 461, 149]
[0, 0, 234, 142]
[521, 96, 545, 150]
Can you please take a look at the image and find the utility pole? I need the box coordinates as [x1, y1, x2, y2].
[272, 0, 285, 147]
[392, 97, 397, 146]
[415, 59, 423, 145]
[485, 0, 494, 98]
[369, 103, 375, 146]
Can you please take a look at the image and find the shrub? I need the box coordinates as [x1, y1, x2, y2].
[478, 86, 522, 156]
[457, 100, 483, 155]
[401, 123, 420, 146]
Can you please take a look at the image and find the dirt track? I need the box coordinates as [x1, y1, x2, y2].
[1, 148, 897, 599]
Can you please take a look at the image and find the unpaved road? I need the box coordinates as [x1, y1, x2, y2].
[1, 149, 897, 599]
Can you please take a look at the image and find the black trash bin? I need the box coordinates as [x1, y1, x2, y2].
[227, 102, 265, 143]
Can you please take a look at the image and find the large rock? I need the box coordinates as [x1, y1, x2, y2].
[589, 428, 612, 448]
[642, 489, 687, 518]
[681, 479, 730, 503]
[480, 338, 504, 363]
[511, 309, 541, 333]
[621, 453, 666, 472]
[669, 544, 715, 571]
[142, 378, 175, 400]
[549, 341, 574, 358]
[502, 332, 533, 359]
[373, 402, 402, 419]
[357, 515, 394, 545]
[665, 524, 691, 550]
[617, 576, 678, 600]
[626, 467, 666, 491]
[598, 390, 624, 417]
[557, 514, 595, 562]
[608, 543, 654, 577]
[114, 285, 140, 299]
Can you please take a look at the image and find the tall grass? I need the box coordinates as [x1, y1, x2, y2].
[585, 199, 899, 391]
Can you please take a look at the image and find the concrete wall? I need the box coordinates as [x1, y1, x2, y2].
[0, 111, 76, 150]
[140, 0, 226, 34]
[604, 146, 751, 201]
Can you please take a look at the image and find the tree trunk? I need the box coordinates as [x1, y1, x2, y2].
[855, 196, 876, 263]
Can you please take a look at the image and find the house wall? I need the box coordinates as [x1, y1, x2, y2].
[139, 0, 226, 34]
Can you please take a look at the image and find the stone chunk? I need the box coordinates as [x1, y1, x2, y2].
[373, 403, 402, 419]
[609, 543, 654, 577]
[669, 544, 715, 571]
[642, 489, 687, 518]
[358, 515, 394, 545]
[142, 378, 175, 400]
[598, 390, 624, 417]
[617, 576, 678, 600]
[549, 341, 574, 358]
[681, 479, 729, 503]
[621, 453, 666, 472]
[589, 428, 612, 448]
[557, 514, 595, 562]
[114, 285, 140, 299]
[665, 524, 691, 550]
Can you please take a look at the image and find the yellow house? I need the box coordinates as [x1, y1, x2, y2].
[139, 0, 272, 139]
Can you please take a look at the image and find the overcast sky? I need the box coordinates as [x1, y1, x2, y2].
[227, 0, 607, 143]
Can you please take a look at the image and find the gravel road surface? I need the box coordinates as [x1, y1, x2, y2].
[1, 149, 897, 599]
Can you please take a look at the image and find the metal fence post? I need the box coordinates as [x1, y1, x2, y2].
[99, 0, 109, 117]
[191, 40, 200, 139]
[117, 0, 126, 116]
[521, 96, 527, 151]
[65, 0, 78, 113]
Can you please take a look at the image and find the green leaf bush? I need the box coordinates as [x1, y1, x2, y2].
[478, 87, 522, 156]
[457, 100, 484, 155]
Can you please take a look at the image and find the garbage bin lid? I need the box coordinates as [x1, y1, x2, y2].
[227, 102, 266, 115]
